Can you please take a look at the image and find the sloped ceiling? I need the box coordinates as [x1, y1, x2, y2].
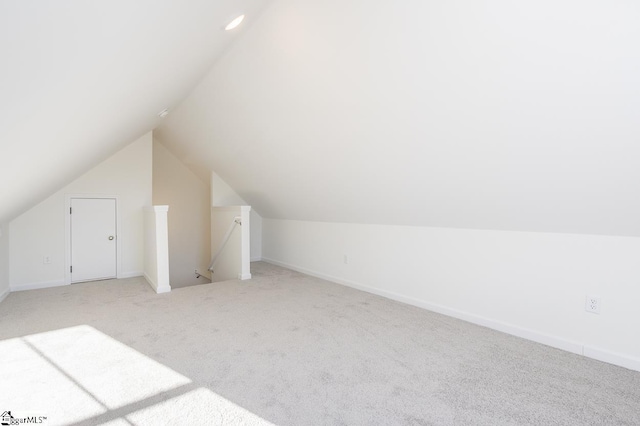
[0, 0, 269, 224]
[157, 0, 640, 236]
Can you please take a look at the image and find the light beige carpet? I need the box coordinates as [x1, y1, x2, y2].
[1, 261, 639, 425]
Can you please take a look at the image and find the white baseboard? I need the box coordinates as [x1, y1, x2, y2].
[119, 271, 143, 279]
[584, 346, 640, 372]
[10, 279, 67, 292]
[238, 273, 252, 280]
[251, 257, 262, 262]
[0, 288, 9, 304]
[156, 286, 171, 294]
[143, 273, 171, 294]
[15, 273, 143, 290]
[261, 257, 640, 373]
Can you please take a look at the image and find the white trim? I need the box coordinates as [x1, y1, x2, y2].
[143, 272, 157, 290]
[119, 271, 143, 279]
[583, 346, 640, 372]
[0, 288, 9, 303]
[10, 279, 67, 292]
[144, 272, 171, 294]
[65, 194, 122, 285]
[250, 257, 262, 262]
[240, 207, 251, 281]
[261, 257, 640, 372]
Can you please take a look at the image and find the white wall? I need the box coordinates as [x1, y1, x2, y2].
[144, 206, 171, 293]
[263, 219, 640, 371]
[9, 133, 152, 290]
[153, 141, 211, 287]
[0, 222, 9, 300]
[211, 171, 262, 261]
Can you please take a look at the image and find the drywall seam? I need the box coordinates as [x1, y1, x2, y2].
[261, 256, 640, 373]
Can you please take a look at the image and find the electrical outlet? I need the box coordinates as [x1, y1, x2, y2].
[43, 255, 51, 265]
[343, 254, 349, 264]
[585, 295, 601, 314]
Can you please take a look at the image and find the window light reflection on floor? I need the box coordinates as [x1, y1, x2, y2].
[0, 325, 273, 425]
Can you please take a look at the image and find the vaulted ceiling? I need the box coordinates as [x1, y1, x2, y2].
[0, 0, 269, 224]
[157, 0, 640, 236]
[3, 1, 640, 237]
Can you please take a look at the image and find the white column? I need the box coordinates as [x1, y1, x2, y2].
[239, 206, 252, 280]
[144, 205, 171, 293]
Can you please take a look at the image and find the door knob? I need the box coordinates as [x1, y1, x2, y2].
[109, 236, 115, 241]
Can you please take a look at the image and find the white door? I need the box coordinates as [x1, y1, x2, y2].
[71, 198, 117, 283]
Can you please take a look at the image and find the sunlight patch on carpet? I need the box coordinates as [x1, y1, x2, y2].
[125, 388, 274, 425]
[1, 325, 191, 424]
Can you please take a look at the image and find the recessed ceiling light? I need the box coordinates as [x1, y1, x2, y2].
[225, 14, 245, 31]
[158, 109, 169, 118]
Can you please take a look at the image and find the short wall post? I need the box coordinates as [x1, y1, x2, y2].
[144, 205, 171, 293]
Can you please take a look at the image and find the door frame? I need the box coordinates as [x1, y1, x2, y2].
[64, 194, 122, 285]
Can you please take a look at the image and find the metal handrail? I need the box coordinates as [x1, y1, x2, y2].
[208, 216, 241, 273]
